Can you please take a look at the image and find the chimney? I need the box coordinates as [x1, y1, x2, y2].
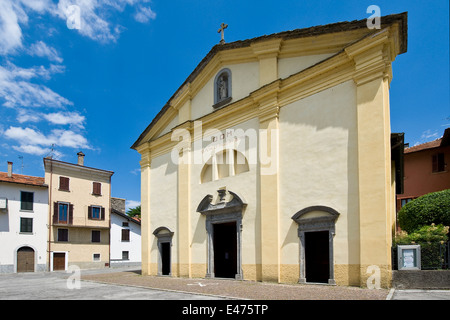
[77, 151, 85, 166]
[7, 161, 13, 177]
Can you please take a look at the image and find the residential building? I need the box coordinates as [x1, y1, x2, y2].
[131, 13, 407, 288]
[110, 197, 141, 268]
[397, 127, 450, 211]
[0, 162, 48, 273]
[44, 152, 114, 271]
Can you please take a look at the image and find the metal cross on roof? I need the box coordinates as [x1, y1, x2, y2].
[218, 23, 228, 44]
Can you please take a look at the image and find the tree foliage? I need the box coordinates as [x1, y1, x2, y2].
[398, 189, 450, 233]
[126, 205, 141, 218]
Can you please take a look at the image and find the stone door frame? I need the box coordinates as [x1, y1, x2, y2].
[291, 206, 340, 285]
[197, 189, 246, 280]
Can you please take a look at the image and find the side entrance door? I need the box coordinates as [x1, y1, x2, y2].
[17, 247, 35, 272]
[53, 252, 66, 271]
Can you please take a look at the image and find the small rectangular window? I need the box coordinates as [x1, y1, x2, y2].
[58, 203, 68, 223]
[92, 230, 101, 243]
[122, 222, 129, 227]
[20, 217, 33, 233]
[20, 191, 34, 211]
[93, 253, 101, 261]
[122, 251, 129, 260]
[59, 176, 70, 191]
[92, 206, 100, 219]
[92, 182, 101, 195]
[121, 229, 130, 242]
[58, 229, 69, 242]
[432, 153, 445, 173]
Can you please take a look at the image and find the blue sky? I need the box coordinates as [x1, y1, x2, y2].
[0, 0, 448, 210]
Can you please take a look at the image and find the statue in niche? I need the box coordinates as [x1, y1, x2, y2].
[217, 74, 228, 101]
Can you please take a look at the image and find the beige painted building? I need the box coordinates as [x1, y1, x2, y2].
[132, 13, 408, 288]
[44, 152, 114, 271]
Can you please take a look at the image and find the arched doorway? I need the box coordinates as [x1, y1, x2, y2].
[153, 227, 174, 276]
[17, 246, 35, 273]
[291, 206, 340, 285]
[197, 188, 246, 280]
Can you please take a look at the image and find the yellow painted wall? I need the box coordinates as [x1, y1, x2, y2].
[45, 160, 112, 269]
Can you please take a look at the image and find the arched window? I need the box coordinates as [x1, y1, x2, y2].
[214, 68, 232, 108]
[201, 149, 249, 183]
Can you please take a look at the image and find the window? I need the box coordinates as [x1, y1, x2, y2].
[58, 229, 68, 242]
[92, 182, 101, 195]
[122, 229, 130, 242]
[201, 149, 249, 183]
[58, 203, 68, 223]
[401, 198, 413, 207]
[92, 207, 100, 219]
[20, 217, 33, 233]
[88, 206, 104, 220]
[92, 230, 101, 243]
[53, 202, 72, 225]
[122, 251, 129, 260]
[122, 222, 129, 227]
[93, 254, 101, 261]
[59, 176, 70, 191]
[432, 153, 445, 172]
[213, 68, 232, 108]
[20, 191, 34, 211]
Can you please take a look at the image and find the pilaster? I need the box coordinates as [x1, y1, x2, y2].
[255, 90, 281, 282]
[354, 63, 393, 288]
[251, 39, 281, 87]
[177, 145, 192, 277]
[138, 143, 152, 276]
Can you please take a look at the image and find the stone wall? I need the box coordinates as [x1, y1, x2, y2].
[392, 270, 450, 289]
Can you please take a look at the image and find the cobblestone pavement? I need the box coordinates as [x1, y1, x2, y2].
[81, 269, 389, 300]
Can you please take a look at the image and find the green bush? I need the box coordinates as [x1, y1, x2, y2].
[395, 224, 449, 245]
[398, 189, 450, 233]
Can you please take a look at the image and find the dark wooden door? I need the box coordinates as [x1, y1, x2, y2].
[17, 247, 34, 272]
[53, 253, 66, 271]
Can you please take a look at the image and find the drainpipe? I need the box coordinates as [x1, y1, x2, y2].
[47, 159, 53, 272]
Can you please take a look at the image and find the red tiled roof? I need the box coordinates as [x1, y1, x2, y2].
[0, 172, 47, 187]
[405, 138, 442, 154]
[405, 128, 450, 154]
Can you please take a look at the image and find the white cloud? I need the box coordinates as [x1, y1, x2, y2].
[0, 62, 71, 108]
[125, 200, 140, 211]
[28, 41, 63, 63]
[12, 144, 50, 156]
[16, 109, 86, 128]
[52, 129, 90, 149]
[55, 0, 156, 43]
[17, 109, 41, 123]
[130, 168, 140, 175]
[43, 111, 85, 128]
[134, 6, 156, 23]
[4, 126, 53, 146]
[412, 129, 441, 147]
[0, 0, 23, 55]
[3, 126, 91, 156]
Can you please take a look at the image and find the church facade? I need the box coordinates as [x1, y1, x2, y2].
[132, 13, 407, 288]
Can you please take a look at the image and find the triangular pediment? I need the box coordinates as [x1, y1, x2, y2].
[132, 13, 407, 150]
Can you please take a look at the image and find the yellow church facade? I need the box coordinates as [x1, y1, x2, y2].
[132, 13, 407, 288]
